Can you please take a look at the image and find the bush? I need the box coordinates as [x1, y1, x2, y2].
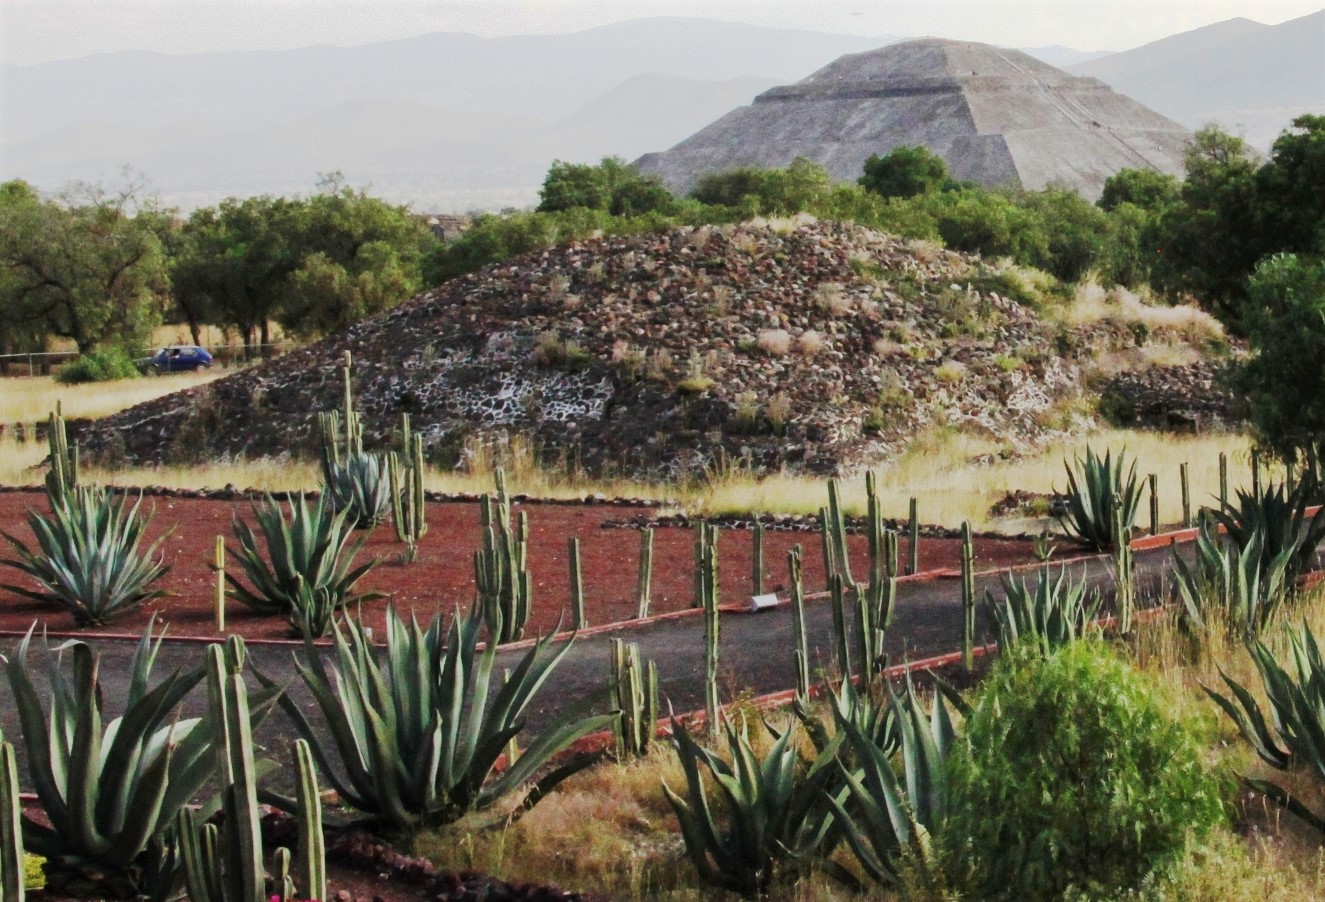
[55, 346, 140, 384]
[949, 641, 1223, 900]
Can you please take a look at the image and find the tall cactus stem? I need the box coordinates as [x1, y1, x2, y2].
[1219, 452, 1229, 510]
[1180, 462, 1192, 528]
[0, 741, 24, 902]
[789, 546, 810, 706]
[636, 528, 653, 619]
[1113, 494, 1136, 635]
[569, 536, 586, 630]
[961, 520, 976, 672]
[1148, 473, 1159, 536]
[292, 738, 326, 902]
[751, 519, 764, 597]
[215, 534, 227, 633]
[908, 497, 920, 575]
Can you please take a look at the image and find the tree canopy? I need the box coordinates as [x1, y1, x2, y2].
[859, 145, 951, 199]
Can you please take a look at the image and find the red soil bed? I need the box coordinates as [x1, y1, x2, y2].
[0, 490, 1038, 642]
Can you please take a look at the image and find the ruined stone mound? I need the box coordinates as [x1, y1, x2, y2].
[79, 219, 1122, 477]
[636, 38, 1191, 200]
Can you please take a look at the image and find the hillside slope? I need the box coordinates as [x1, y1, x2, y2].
[78, 220, 1146, 478]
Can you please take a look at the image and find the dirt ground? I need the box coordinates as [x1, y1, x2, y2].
[0, 489, 1038, 642]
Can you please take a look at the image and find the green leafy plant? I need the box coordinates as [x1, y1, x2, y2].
[1, 620, 276, 900]
[321, 449, 395, 530]
[1206, 624, 1325, 834]
[253, 605, 617, 833]
[949, 641, 1223, 899]
[663, 715, 842, 898]
[1055, 446, 1142, 550]
[55, 346, 140, 384]
[1, 485, 170, 627]
[0, 733, 24, 902]
[823, 680, 958, 891]
[985, 564, 1101, 654]
[224, 493, 382, 637]
[1173, 520, 1299, 640]
[1211, 480, 1325, 587]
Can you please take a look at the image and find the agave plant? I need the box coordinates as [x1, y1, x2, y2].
[824, 680, 958, 890]
[225, 493, 382, 637]
[986, 564, 1101, 654]
[1174, 521, 1299, 640]
[253, 605, 617, 833]
[663, 714, 844, 898]
[1, 485, 171, 626]
[1055, 446, 1141, 550]
[1206, 624, 1325, 833]
[321, 451, 396, 530]
[0, 619, 277, 900]
[1211, 480, 1325, 587]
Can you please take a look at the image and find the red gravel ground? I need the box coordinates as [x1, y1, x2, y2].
[0, 490, 1039, 642]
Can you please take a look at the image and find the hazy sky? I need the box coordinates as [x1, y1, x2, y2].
[2, 0, 1322, 65]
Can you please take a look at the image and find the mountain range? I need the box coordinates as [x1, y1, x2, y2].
[1, 14, 1319, 211]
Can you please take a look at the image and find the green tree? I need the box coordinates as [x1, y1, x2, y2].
[1254, 114, 1325, 257]
[1017, 187, 1108, 282]
[171, 195, 302, 354]
[1234, 253, 1325, 467]
[0, 178, 167, 353]
[1097, 168, 1180, 213]
[691, 167, 774, 208]
[1150, 126, 1262, 321]
[279, 176, 438, 339]
[538, 157, 674, 216]
[859, 145, 950, 199]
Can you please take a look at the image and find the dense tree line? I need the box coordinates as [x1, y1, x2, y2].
[0, 173, 440, 360]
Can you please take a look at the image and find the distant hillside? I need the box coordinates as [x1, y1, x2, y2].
[1070, 12, 1325, 150]
[0, 18, 889, 210]
[0, 17, 1107, 211]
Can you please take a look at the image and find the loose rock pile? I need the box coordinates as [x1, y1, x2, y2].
[79, 220, 1142, 477]
[1100, 361, 1240, 431]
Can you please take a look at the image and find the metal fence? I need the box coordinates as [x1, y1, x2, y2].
[0, 343, 293, 377]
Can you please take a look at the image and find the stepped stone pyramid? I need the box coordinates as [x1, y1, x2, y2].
[635, 38, 1191, 200]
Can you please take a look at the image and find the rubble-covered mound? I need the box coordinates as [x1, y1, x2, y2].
[78, 219, 1136, 477]
[1100, 361, 1241, 431]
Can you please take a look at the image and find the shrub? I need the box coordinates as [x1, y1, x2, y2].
[934, 360, 967, 384]
[949, 641, 1223, 899]
[0, 485, 170, 626]
[795, 330, 824, 356]
[756, 329, 791, 356]
[55, 346, 140, 384]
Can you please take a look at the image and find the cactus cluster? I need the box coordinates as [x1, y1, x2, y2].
[611, 638, 659, 759]
[818, 475, 897, 678]
[318, 352, 394, 529]
[388, 412, 429, 562]
[44, 407, 79, 507]
[178, 638, 325, 902]
[474, 468, 533, 644]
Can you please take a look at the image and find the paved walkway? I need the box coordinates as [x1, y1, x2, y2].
[0, 542, 1190, 793]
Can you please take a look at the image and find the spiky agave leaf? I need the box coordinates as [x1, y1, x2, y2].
[1, 486, 171, 626]
[0, 618, 277, 900]
[1206, 623, 1325, 833]
[661, 713, 843, 898]
[1055, 446, 1141, 551]
[986, 564, 1101, 654]
[253, 604, 616, 832]
[224, 493, 382, 636]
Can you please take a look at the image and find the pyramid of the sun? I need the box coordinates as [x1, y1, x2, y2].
[635, 38, 1191, 200]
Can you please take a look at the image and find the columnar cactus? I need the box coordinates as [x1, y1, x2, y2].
[474, 467, 532, 644]
[696, 523, 721, 735]
[1114, 494, 1136, 634]
[569, 536, 587, 630]
[44, 407, 79, 506]
[389, 412, 429, 561]
[961, 520, 976, 671]
[0, 737, 24, 902]
[636, 528, 654, 619]
[610, 638, 659, 759]
[788, 546, 810, 707]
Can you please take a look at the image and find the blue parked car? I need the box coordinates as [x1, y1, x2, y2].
[139, 345, 213, 374]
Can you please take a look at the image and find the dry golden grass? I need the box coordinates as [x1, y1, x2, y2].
[1055, 281, 1226, 348]
[0, 372, 223, 425]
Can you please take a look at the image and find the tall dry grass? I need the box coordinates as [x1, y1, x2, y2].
[0, 372, 223, 425]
